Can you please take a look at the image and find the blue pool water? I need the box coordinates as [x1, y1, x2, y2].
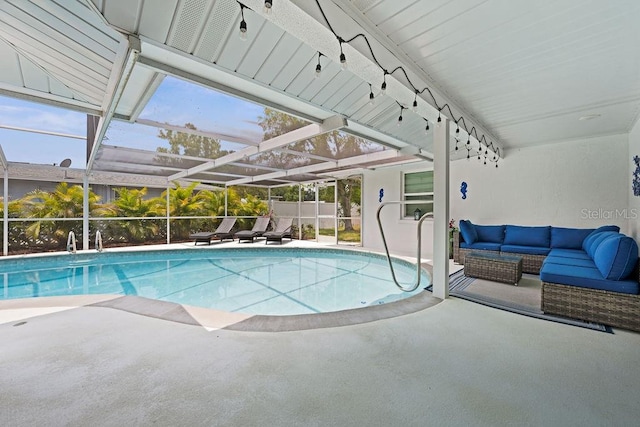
[0, 248, 430, 315]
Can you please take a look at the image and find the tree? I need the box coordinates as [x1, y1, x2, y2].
[156, 123, 229, 161]
[257, 108, 366, 231]
[108, 187, 164, 242]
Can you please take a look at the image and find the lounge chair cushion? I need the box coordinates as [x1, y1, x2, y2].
[593, 235, 638, 280]
[459, 220, 478, 244]
[474, 225, 505, 243]
[550, 227, 594, 249]
[504, 225, 550, 247]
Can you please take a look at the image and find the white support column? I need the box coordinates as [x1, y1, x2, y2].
[3, 168, 8, 256]
[298, 184, 302, 240]
[315, 184, 319, 241]
[433, 117, 450, 299]
[334, 181, 338, 244]
[166, 183, 170, 244]
[83, 174, 89, 251]
[224, 188, 228, 216]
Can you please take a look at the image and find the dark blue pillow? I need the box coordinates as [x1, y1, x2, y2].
[551, 227, 594, 249]
[584, 231, 620, 258]
[582, 225, 621, 252]
[504, 225, 550, 247]
[475, 225, 505, 243]
[593, 235, 638, 280]
[459, 220, 478, 244]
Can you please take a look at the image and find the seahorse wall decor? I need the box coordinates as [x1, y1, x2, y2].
[633, 156, 640, 197]
[379, 188, 384, 203]
[460, 181, 468, 200]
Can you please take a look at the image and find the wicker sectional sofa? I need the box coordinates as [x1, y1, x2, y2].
[453, 221, 640, 332]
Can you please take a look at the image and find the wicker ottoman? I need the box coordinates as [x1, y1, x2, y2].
[464, 252, 523, 285]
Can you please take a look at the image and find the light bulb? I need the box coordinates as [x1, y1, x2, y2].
[381, 81, 386, 93]
[340, 53, 347, 70]
[397, 115, 403, 126]
[412, 99, 418, 112]
[264, 0, 273, 14]
[239, 20, 247, 41]
[369, 92, 375, 106]
[315, 63, 321, 78]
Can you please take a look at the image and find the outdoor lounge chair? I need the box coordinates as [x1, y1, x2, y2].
[189, 217, 236, 245]
[263, 217, 293, 244]
[235, 217, 271, 243]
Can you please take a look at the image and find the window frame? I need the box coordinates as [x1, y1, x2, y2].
[401, 170, 434, 220]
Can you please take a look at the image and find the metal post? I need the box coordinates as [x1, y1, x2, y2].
[166, 183, 170, 244]
[433, 117, 450, 299]
[224, 187, 228, 216]
[315, 183, 319, 241]
[3, 168, 8, 256]
[298, 184, 302, 240]
[83, 174, 89, 251]
[334, 181, 338, 244]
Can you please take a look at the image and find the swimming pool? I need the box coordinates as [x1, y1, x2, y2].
[0, 248, 430, 316]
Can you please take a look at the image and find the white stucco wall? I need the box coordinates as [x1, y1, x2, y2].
[362, 162, 434, 258]
[629, 120, 640, 241]
[450, 134, 630, 233]
[362, 134, 631, 258]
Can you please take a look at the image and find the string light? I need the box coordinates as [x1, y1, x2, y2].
[338, 40, 347, 70]
[264, 0, 273, 14]
[397, 104, 405, 126]
[368, 84, 375, 106]
[424, 118, 429, 133]
[310, 0, 502, 167]
[238, 2, 248, 41]
[315, 52, 323, 78]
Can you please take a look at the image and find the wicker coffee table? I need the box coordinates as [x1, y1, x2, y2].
[464, 252, 523, 285]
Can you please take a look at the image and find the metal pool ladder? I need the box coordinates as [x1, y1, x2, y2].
[376, 201, 433, 292]
[95, 230, 103, 252]
[67, 231, 77, 254]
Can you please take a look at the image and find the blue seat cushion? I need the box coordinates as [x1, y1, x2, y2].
[459, 220, 478, 244]
[543, 255, 597, 268]
[474, 225, 505, 243]
[547, 248, 591, 259]
[460, 241, 501, 251]
[593, 235, 638, 280]
[582, 226, 621, 252]
[550, 227, 594, 249]
[584, 231, 620, 258]
[500, 245, 551, 256]
[540, 263, 639, 294]
[504, 225, 550, 247]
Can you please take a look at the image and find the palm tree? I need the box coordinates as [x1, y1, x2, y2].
[160, 182, 205, 239]
[20, 183, 107, 249]
[108, 187, 164, 243]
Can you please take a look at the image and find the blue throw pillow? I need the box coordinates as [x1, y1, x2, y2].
[582, 225, 621, 252]
[459, 220, 478, 244]
[475, 225, 505, 243]
[593, 235, 639, 280]
[584, 231, 620, 258]
[550, 227, 594, 249]
[504, 225, 550, 247]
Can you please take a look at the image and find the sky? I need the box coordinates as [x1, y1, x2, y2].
[0, 76, 270, 168]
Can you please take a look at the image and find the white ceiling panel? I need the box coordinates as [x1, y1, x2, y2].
[253, 33, 304, 84]
[236, 23, 285, 78]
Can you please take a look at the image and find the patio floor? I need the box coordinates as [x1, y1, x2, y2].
[1, 242, 639, 426]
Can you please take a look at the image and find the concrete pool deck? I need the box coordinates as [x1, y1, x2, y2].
[1, 241, 639, 425]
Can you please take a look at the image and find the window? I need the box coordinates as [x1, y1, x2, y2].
[402, 171, 433, 218]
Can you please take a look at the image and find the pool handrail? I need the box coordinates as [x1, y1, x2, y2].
[67, 231, 77, 254]
[376, 201, 433, 292]
[95, 230, 103, 252]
